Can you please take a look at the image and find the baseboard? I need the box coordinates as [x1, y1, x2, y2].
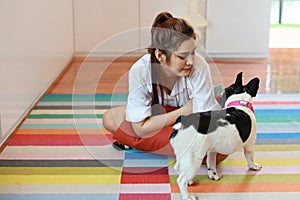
[207, 52, 269, 59]
[73, 50, 145, 58]
[74, 51, 269, 59]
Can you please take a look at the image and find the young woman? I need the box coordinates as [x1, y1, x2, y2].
[103, 12, 223, 157]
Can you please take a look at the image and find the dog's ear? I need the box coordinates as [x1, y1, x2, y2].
[245, 78, 260, 97]
[235, 72, 243, 86]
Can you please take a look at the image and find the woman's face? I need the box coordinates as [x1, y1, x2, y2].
[166, 38, 196, 77]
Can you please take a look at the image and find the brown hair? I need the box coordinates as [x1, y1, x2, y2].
[148, 12, 196, 107]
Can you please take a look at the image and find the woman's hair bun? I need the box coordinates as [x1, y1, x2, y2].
[152, 12, 173, 28]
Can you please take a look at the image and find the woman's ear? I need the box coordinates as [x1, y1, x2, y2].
[155, 49, 166, 64]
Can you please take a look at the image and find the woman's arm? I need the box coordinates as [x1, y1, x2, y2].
[131, 100, 192, 138]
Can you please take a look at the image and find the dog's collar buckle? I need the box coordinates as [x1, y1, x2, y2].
[227, 100, 254, 112]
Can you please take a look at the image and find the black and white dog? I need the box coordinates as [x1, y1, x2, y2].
[170, 72, 262, 200]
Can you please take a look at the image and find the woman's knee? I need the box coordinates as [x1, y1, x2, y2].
[102, 106, 126, 133]
[103, 109, 116, 133]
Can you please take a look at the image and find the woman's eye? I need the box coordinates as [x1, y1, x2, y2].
[175, 53, 188, 60]
[177, 55, 186, 60]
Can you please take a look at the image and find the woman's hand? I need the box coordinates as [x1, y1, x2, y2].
[131, 102, 191, 138]
[131, 100, 193, 138]
[180, 99, 193, 116]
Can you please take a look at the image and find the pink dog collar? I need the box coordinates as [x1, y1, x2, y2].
[227, 100, 254, 112]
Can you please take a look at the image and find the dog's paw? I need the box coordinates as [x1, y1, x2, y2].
[249, 163, 262, 171]
[188, 180, 194, 185]
[183, 195, 198, 200]
[208, 168, 221, 181]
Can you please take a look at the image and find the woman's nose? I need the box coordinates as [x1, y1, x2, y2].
[185, 55, 194, 66]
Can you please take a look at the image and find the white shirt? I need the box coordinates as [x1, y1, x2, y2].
[126, 54, 220, 122]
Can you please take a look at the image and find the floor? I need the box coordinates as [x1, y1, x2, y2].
[0, 48, 299, 200]
[47, 48, 300, 95]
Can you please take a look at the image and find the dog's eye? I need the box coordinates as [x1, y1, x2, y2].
[234, 86, 244, 93]
[228, 85, 234, 90]
[227, 86, 235, 93]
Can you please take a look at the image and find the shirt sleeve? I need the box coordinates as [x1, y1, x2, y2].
[189, 55, 221, 112]
[125, 55, 152, 122]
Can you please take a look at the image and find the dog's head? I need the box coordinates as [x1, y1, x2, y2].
[220, 72, 260, 107]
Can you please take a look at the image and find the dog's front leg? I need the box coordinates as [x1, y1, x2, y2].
[244, 147, 262, 171]
[177, 174, 197, 200]
[206, 151, 221, 180]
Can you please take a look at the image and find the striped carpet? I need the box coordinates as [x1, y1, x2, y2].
[0, 93, 300, 200]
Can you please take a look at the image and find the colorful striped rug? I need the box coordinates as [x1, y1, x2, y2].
[0, 93, 300, 200]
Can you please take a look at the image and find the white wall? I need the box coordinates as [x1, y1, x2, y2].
[205, 0, 271, 58]
[73, 0, 207, 56]
[74, 0, 139, 56]
[73, 0, 271, 58]
[0, 0, 74, 146]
